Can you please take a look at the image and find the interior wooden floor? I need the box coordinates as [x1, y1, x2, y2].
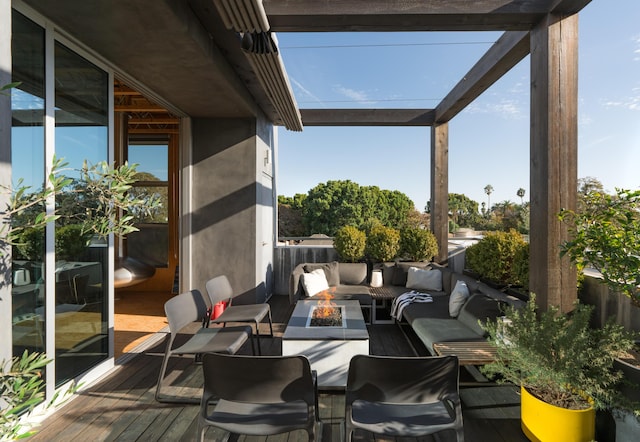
[114, 289, 173, 360]
[31, 295, 527, 442]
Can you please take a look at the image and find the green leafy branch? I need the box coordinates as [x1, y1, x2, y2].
[0, 351, 78, 440]
[1, 156, 162, 254]
[559, 188, 640, 305]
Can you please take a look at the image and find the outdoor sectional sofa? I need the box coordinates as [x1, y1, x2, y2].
[289, 261, 526, 353]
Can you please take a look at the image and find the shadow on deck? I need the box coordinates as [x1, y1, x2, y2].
[28, 295, 526, 441]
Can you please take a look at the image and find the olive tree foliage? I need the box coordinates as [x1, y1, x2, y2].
[300, 180, 414, 236]
[1, 157, 162, 254]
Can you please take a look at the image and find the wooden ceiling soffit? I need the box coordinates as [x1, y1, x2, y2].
[300, 109, 435, 126]
[264, 0, 566, 32]
[435, 31, 530, 123]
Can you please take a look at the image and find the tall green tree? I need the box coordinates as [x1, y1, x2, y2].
[448, 193, 480, 228]
[484, 184, 494, 214]
[301, 180, 414, 235]
[577, 177, 605, 212]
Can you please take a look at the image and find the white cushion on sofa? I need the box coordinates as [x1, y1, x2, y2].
[301, 269, 330, 297]
[406, 267, 442, 292]
[449, 280, 470, 317]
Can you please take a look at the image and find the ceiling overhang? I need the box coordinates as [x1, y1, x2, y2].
[20, 0, 593, 130]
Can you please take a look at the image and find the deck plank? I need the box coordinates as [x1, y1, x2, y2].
[28, 295, 528, 442]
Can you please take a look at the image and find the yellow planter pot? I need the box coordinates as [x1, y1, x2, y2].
[520, 386, 595, 442]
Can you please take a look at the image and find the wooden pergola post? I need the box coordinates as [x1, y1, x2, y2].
[529, 13, 578, 313]
[431, 123, 449, 263]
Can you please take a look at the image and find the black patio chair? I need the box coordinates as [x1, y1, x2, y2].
[198, 353, 321, 441]
[345, 354, 464, 441]
[155, 289, 253, 403]
[205, 275, 273, 355]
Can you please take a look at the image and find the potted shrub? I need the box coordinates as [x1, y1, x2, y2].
[333, 225, 366, 263]
[399, 227, 438, 262]
[365, 224, 400, 263]
[481, 294, 636, 442]
[464, 229, 527, 288]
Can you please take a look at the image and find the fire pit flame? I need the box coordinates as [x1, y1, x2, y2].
[315, 290, 336, 318]
[309, 289, 344, 327]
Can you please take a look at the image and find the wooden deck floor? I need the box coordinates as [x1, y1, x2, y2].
[29, 296, 527, 441]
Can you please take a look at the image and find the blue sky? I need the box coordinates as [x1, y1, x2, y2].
[275, 1, 640, 211]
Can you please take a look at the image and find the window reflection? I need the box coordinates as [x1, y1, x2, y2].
[11, 11, 46, 357]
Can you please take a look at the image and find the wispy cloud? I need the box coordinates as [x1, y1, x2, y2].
[465, 98, 525, 119]
[582, 135, 615, 150]
[579, 112, 594, 126]
[602, 86, 640, 111]
[333, 85, 376, 105]
[633, 34, 640, 61]
[290, 77, 324, 107]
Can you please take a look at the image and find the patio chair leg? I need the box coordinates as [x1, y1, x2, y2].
[267, 309, 274, 337]
[155, 335, 201, 404]
[155, 335, 172, 402]
[254, 321, 262, 355]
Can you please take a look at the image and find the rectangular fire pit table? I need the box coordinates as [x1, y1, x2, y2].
[282, 300, 369, 389]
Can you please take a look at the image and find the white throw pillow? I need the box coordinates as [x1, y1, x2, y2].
[301, 269, 330, 297]
[406, 267, 443, 292]
[448, 280, 470, 317]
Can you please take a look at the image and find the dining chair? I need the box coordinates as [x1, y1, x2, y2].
[198, 353, 321, 441]
[345, 354, 464, 441]
[205, 275, 273, 355]
[155, 289, 253, 403]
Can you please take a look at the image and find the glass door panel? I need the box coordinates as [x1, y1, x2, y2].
[54, 42, 109, 385]
[11, 11, 46, 358]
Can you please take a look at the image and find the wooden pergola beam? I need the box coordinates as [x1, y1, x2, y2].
[431, 123, 449, 263]
[529, 13, 579, 312]
[264, 0, 592, 32]
[435, 31, 530, 123]
[300, 109, 435, 126]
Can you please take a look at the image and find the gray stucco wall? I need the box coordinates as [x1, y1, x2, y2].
[255, 115, 275, 303]
[190, 117, 272, 304]
[0, 0, 12, 362]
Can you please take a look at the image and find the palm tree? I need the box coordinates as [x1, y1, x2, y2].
[484, 184, 494, 215]
[517, 188, 526, 205]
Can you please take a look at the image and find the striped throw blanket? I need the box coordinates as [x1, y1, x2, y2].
[390, 290, 433, 320]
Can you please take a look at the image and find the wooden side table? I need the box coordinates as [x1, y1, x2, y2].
[369, 286, 400, 324]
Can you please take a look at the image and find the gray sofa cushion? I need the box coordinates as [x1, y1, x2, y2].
[457, 293, 505, 336]
[401, 296, 451, 324]
[339, 262, 367, 285]
[303, 261, 340, 287]
[378, 262, 396, 287]
[410, 317, 486, 353]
